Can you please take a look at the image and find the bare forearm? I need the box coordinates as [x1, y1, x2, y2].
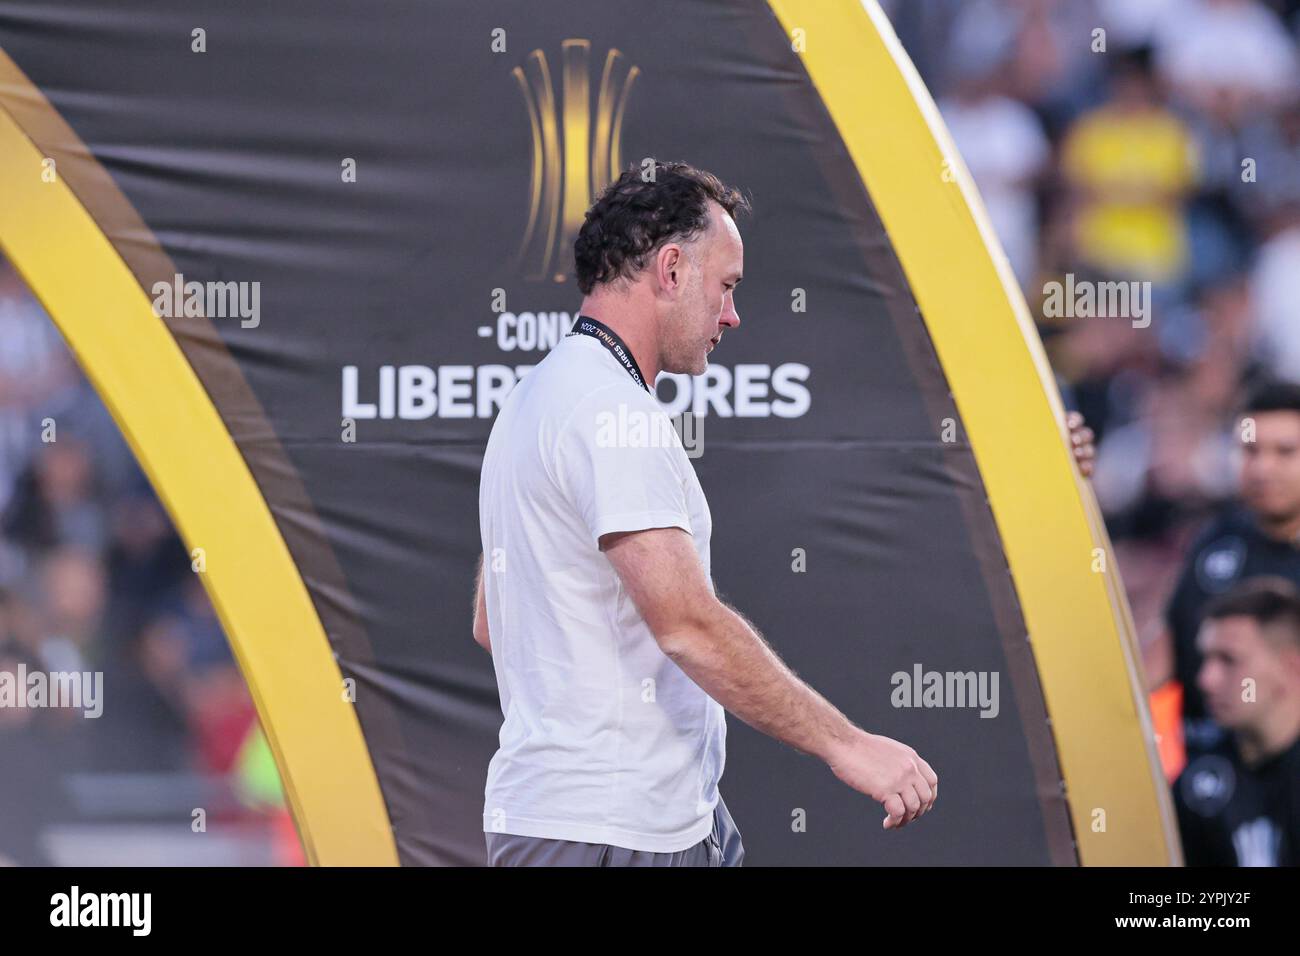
[603, 527, 936, 827]
[660, 602, 859, 762]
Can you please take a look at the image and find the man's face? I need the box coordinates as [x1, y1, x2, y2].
[1196, 615, 1300, 731]
[1239, 411, 1300, 524]
[661, 201, 743, 376]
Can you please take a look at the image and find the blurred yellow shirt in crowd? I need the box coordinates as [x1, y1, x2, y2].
[1062, 108, 1198, 284]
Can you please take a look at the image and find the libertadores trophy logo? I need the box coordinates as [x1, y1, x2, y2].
[512, 40, 640, 283]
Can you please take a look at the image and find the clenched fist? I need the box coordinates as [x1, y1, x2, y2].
[826, 730, 938, 830]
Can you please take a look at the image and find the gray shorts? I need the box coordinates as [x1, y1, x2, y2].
[485, 794, 745, 867]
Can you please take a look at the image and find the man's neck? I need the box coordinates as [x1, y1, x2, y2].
[577, 296, 661, 386]
[1234, 700, 1300, 767]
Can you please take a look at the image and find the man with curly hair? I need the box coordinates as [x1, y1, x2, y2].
[473, 161, 938, 866]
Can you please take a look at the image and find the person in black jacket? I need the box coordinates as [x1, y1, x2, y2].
[1174, 577, 1300, 866]
[1147, 382, 1300, 749]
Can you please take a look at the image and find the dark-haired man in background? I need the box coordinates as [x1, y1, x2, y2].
[1174, 577, 1300, 866]
[1146, 383, 1300, 750]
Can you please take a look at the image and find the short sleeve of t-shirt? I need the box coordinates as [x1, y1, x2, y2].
[553, 386, 692, 545]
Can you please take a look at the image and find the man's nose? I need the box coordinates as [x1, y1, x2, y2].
[722, 300, 740, 329]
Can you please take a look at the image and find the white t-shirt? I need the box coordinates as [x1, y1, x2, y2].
[478, 328, 725, 852]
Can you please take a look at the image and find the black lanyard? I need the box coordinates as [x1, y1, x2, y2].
[567, 315, 652, 394]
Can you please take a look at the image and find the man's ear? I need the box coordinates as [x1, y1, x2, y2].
[658, 243, 683, 292]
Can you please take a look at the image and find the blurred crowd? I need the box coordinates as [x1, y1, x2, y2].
[887, 0, 1300, 865]
[0, 260, 276, 865]
[886, 0, 1300, 601]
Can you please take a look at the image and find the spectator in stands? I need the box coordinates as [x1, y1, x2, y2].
[938, 3, 1051, 290]
[2, 439, 107, 556]
[1174, 576, 1300, 865]
[1147, 383, 1300, 749]
[1154, 0, 1298, 120]
[1250, 204, 1300, 384]
[1060, 47, 1198, 288]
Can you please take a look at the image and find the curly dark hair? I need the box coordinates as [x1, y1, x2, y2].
[573, 161, 750, 295]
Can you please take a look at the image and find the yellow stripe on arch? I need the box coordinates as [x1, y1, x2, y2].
[0, 62, 397, 865]
[766, 0, 1179, 864]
